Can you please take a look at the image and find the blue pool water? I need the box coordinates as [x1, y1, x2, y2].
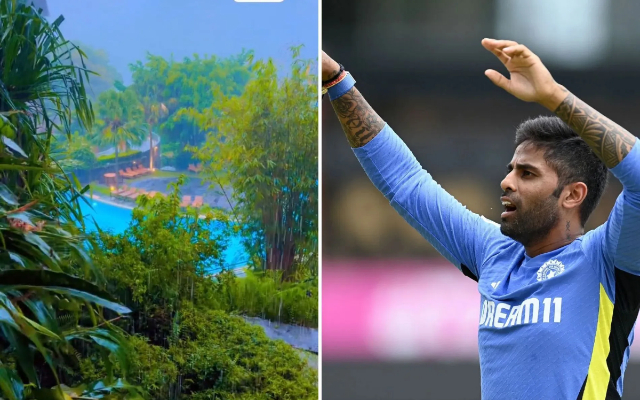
[79, 198, 249, 271]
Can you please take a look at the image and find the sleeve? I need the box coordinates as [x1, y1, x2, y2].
[582, 139, 640, 280]
[352, 124, 507, 281]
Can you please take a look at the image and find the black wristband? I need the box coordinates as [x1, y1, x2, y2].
[322, 63, 344, 85]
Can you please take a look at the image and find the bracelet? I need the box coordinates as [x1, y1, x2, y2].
[324, 70, 348, 90]
[322, 63, 344, 85]
[322, 70, 348, 98]
[327, 71, 356, 101]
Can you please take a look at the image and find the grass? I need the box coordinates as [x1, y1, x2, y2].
[96, 149, 140, 162]
[88, 182, 112, 196]
[296, 350, 318, 369]
[125, 169, 201, 182]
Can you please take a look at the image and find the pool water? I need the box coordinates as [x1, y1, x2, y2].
[79, 199, 249, 272]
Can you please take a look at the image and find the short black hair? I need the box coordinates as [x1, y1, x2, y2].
[514, 116, 608, 226]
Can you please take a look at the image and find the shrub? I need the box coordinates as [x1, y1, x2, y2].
[86, 183, 317, 398]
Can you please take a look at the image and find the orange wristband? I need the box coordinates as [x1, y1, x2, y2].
[323, 70, 348, 90]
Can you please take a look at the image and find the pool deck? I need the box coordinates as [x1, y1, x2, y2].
[85, 193, 135, 210]
[126, 176, 235, 211]
[84, 193, 215, 220]
[89, 175, 235, 214]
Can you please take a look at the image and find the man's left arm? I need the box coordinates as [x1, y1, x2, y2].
[553, 89, 637, 169]
[553, 91, 640, 273]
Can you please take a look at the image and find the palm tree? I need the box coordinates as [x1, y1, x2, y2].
[0, 1, 136, 398]
[93, 89, 146, 189]
[142, 98, 167, 170]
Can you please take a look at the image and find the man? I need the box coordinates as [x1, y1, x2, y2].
[322, 39, 640, 399]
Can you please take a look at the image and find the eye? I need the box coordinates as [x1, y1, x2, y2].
[522, 170, 532, 177]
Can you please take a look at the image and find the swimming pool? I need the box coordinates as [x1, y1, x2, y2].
[79, 198, 249, 271]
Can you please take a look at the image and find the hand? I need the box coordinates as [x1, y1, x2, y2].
[482, 39, 567, 110]
[322, 51, 341, 82]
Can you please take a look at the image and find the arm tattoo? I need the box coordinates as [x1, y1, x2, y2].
[554, 90, 637, 168]
[330, 86, 385, 148]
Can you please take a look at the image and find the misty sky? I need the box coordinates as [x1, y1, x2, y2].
[47, 0, 318, 84]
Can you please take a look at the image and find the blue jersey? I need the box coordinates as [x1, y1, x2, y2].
[353, 124, 640, 399]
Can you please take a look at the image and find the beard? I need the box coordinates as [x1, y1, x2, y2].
[500, 193, 560, 247]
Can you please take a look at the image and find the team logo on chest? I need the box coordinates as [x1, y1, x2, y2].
[536, 259, 565, 281]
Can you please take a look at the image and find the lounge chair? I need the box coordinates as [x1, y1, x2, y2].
[192, 196, 204, 208]
[128, 166, 143, 177]
[121, 168, 136, 178]
[116, 188, 137, 198]
[112, 185, 128, 196]
[126, 189, 146, 200]
[131, 165, 145, 176]
[179, 195, 192, 207]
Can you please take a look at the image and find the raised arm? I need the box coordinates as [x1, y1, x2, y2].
[482, 39, 640, 273]
[553, 91, 636, 168]
[481, 39, 637, 168]
[322, 52, 505, 281]
[321, 54, 385, 148]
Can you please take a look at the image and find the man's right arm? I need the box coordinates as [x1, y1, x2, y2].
[322, 53, 385, 148]
[331, 85, 386, 148]
[324, 55, 506, 280]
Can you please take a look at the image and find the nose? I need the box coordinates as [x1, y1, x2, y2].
[501, 170, 517, 193]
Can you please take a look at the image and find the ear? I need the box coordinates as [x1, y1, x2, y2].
[561, 182, 588, 210]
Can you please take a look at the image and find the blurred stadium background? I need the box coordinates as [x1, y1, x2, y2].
[322, 1, 640, 399]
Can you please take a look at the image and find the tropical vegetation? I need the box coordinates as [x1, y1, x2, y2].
[188, 48, 318, 279]
[84, 185, 317, 398]
[0, 0, 140, 398]
[0, 1, 318, 398]
[90, 89, 147, 189]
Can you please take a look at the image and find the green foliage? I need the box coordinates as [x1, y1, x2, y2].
[86, 187, 317, 398]
[79, 309, 317, 400]
[129, 52, 253, 149]
[216, 270, 317, 328]
[87, 182, 112, 197]
[172, 308, 316, 400]
[54, 43, 257, 174]
[121, 336, 178, 396]
[91, 179, 228, 316]
[91, 88, 147, 185]
[93, 89, 146, 150]
[96, 149, 140, 162]
[51, 132, 97, 170]
[0, 1, 137, 397]
[89, 185, 317, 327]
[69, 146, 97, 168]
[190, 47, 318, 278]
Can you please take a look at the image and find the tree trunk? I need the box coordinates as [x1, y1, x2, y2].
[149, 124, 154, 170]
[114, 143, 119, 190]
[263, 202, 296, 279]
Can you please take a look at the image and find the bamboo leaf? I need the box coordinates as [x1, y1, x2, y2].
[0, 183, 18, 206]
[0, 366, 23, 400]
[2, 136, 27, 158]
[0, 270, 130, 314]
